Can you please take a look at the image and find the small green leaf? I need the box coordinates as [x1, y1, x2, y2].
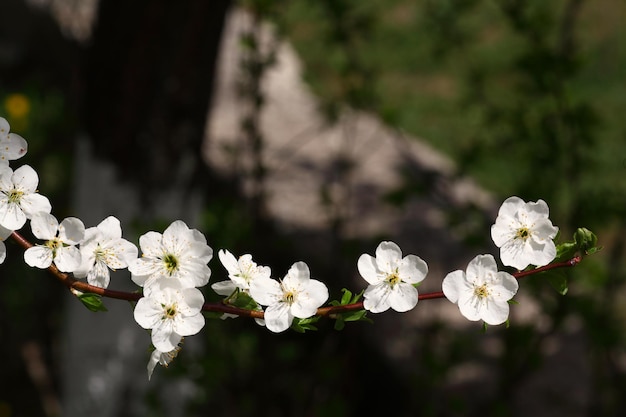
[230, 292, 259, 310]
[340, 288, 353, 305]
[76, 292, 108, 312]
[291, 316, 320, 333]
[554, 241, 577, 262]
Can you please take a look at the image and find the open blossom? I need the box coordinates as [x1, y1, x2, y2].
[249, 262, 328, 333]
[0, 225, 12, 264]
[24, 212, 85, 272]
[0, 117, 28, 166]
[357, 241, 428, 313]
[0, 165, 51, 230]
[491, 196, 559, 270]
[129, 220, 213, 290]
[147, 345, 181, 380]
[211, 249, 271, 296]
[442, 254, 519, 325]
[134, 279, 205, 352]
[74, 216, 138, 288]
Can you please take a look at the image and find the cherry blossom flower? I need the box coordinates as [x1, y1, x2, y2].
[0, 117, 27, 166]
[442, 254, 519, 325]
[491, 196, 559, 270]
[211, 249, 271, 296]
[0, 165, 51, 230]
[357, 241, 428, 313]
[74, 216, 138, 288]
[249, 262, 328, 333]
[24, 212, 85, 272]
[134, 279, 205, 352]
[129, 220, 213, 290]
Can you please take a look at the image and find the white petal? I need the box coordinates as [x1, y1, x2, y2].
[363, 283, 391, 313]
[0, 201, 27, 230]
[1, 132, 28, 160]
[86, 261, 111, 288]
[441, 270, 466, 303]
[97, 216, 122, 239]
[58, 217, 85, 244]
[138, 231, 164, 257]
[497, 196, 524, 217]
[264, 302, 292, 333]
[284, 261, 310, 286]
[180, 287, 205, 312]
[457, 293, 483, 322]
[11, 165, 39, 193]
[398, 254, 428, 284]
[388, 283, 419, 312]
[249, 277, 281, 306]
[211, 280, 237, 296]
[375, 241, 402, 272]
[481, 300, 510, 325]
[30, 212, 58, 240]
[357, 254, 380, 285]
[218, 249, 239, 275]
[133, 297, 164, 329]
[466, 254, 498, 282]
[151, 321, 181, 352]
[24, 246, 53, 268]
[19, 193, 52, 219]
[0, 241, 6, 264]
[54, 246, 83, 272]
[173, 313, 205, 336]
[291, 279, 328, 318]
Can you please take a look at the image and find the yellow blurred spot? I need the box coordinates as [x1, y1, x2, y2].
[4, 93, 31, 119]
[0, 401, 12, 417]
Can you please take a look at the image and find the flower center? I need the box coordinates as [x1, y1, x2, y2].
[7, 189, 23, 204]
[44, 238, 63, 256]
[283, 290, 296, 305]
[515, 227, 531, 241]
[162, 304, 178, 320]
[474, 284, 490, 299]
[162, 253, 179, 275]
[385, 270, 401, 288]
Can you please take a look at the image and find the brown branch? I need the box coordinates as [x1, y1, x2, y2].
[9, 230, 584, 321]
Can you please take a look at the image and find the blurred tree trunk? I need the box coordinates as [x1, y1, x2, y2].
[82, 0, 231, 206]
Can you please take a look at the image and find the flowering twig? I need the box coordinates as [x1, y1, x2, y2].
[8, 230, 584, 320]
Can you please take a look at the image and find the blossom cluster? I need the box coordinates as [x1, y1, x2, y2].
[0, 116, 566, 380]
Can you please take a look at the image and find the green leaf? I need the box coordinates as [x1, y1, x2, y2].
[554, 241, 577, 262]
[291, 316, 320, 333]
[340, 288, 353, 305]
[230, 292, 259, 310]
[76, 292, 108, 312]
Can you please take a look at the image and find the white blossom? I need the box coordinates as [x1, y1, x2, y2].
[74, 216, 138, 288]
[357, 241, 428, 313]
[129, 220, 213, 290]
[249, 262, 328, 333]
[0, 165, 51, 230]
[134, 279, 205, 352]
[442, 254, 519, 325]
[211, 249, 271, 295]
[24, 212, 85, 272]
[0, 117, 28, 166]
[491, 196, 559, 270]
